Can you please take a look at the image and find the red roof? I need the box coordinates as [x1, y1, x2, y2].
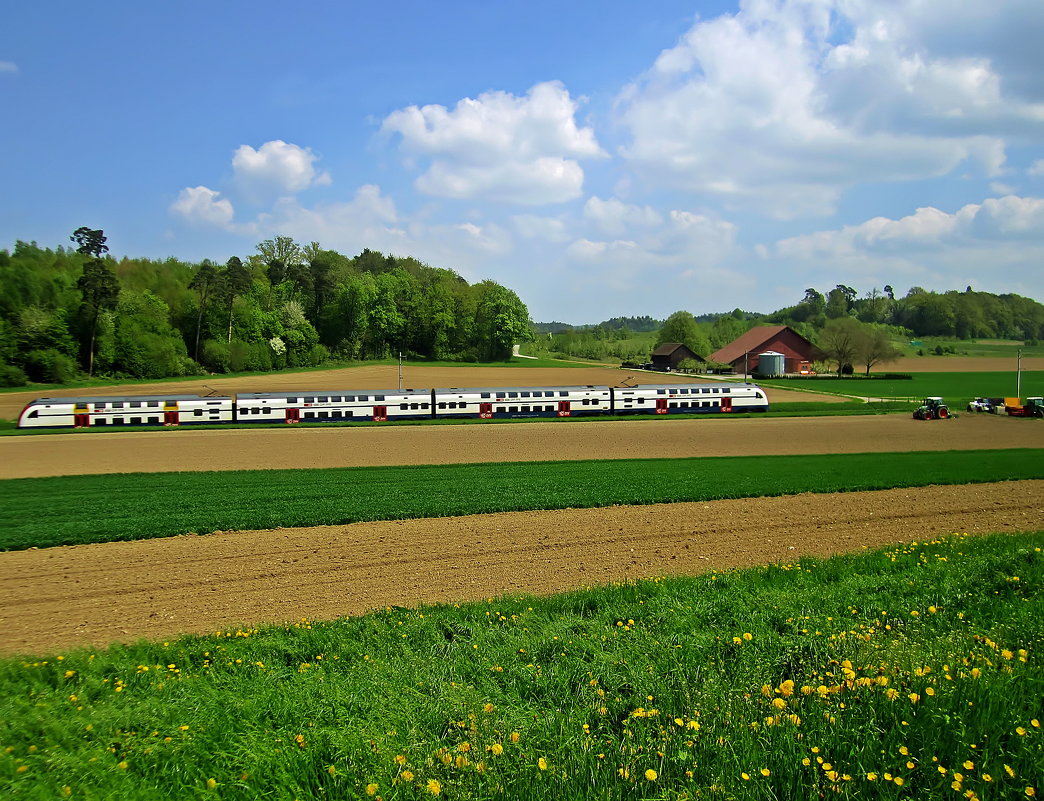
[708, 325, 815, 364]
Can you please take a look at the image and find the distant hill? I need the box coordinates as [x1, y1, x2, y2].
[532, 315, 662, 334]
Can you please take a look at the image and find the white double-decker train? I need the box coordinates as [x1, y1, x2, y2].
[17, 382, 768, 429]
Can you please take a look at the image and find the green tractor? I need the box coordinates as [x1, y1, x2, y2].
[913, 397, 950, 420]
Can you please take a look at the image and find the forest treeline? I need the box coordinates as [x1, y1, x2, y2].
[535, 284, 1044, 364]
[0, 234, 531, 387]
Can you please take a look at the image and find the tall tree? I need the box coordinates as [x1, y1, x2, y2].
[655, 311, 711, 357]
[854, 325, 903, 376]
[189, 259, 220, 361]
[818, 317, 862, 376]
[71, 227, 119, 376]
[221, 256, 254, 343]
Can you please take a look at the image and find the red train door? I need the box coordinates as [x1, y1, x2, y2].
[163, 411, 179, 426]
[721, 397, 732, 412]
[557, 401, 571, 417]
[373, 405, 388, 422]
[285, 408, 300, 424]
[479, 402, 493, 419]
[655, 398, 668, 414]
[74, 402, 89, 428]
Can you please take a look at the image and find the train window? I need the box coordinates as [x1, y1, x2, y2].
[263, 408, 271, 414]
[546, 405, 554, 412]
[150, 416, 160, 423]
[304, 397, 314, 403]
[521, 392, 530, 398]
[657, 389, 666, 395]
[559, 391, 568, 397]
[95, 403, 106, 410]
[287, 397, 297, 404]
[637, 398, 646, 404]
[722, 388, 730, 394]
[496, 407, 505, 413]
[130, 416, 142, 424]
[358, 395, 368, 402]
[702, 388, 710, 393]
[410, 403, 419, 410]
[669, 402, 676, 409]
[304, 412, 314, 419]
[509, 406, 518, 413]
[438, 402, 446, 409]
[481, 393, 491, 399]
[400, 403, 409, 410]
[318, 411, 327, 419]
[318, 397, 328, 403]
[194, 409, 204, 416]
[756, 392, 764, 399]
[375, 395, 385, 402]
[114, 402, 124, 409]
[330, 396, 341, 403]
[130, 402, 141, 408]
[148, 401, 160, 407]
[94, 418, 106, 425]
[113, 418, 124, 425]
[28, 409, 39, 418]
[521, 405, 530, 412]
[703, 401, 711, 408]
[508, 392, 518, 398]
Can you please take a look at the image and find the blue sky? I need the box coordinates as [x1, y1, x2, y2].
[2, 0, 1043, 323]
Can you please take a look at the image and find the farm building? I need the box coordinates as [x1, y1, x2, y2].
[708, 325, 822, 376]
[650, 343, 706, 372]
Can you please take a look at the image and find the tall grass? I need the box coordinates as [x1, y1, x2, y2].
[2, 449, 1042, 551]
[2, 531, 1041, 799]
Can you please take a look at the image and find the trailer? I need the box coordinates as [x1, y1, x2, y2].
[1003, 397, 1044, 418]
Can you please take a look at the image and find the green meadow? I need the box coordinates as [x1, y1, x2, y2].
[1, 532, 1041, 799]
[2, 449, 1042, 551]
[758, 371, 1043, 401]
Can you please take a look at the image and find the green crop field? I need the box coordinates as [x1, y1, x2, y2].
[1, 449, 1041, 551]
[2, 531, 1041, 799]
[759, 371, 1044, 402]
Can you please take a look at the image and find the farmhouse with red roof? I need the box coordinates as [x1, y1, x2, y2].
[708, 325, 822, 376]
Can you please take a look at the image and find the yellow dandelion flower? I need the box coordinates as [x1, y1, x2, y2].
[483, 703, 494, 713]
[802, 758, 811, 766]
[327, 766, 336, 776]
[510, 732, 520, 743]
[741, 772, 750, 781]
[894, 776, 905, 787]
[1017, 727, 1028, 736]
[926, 687, 936, 696]
[900, 746, 910, 756]
[983, 774, 992, 782]
[743, 632, 753, 640]
[538, 757, 548, 771]
[117, 761, 128, 770]
[645, 769, 657, 781]
[909, 692, 920, 703]
[761, 768, 771, 777]
[366, 784, 379, 796]
[1005, 765, 1016, 778]
[1026, 789, 1036, 798]
[733, 637, 742, 645]
[206, 778, 217, 789]
[426, 778, 441, 795]
[401, 770, 414, 782]
[491, 743, 504, 756]
[1032, 719, 1041, 728]
[867, 772, 878, 781]
[395, 754, 407, 765]
[964, 761, 975, 770]
[16, 766, 28, 774]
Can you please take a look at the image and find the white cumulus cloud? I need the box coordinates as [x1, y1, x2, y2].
[169, 186, 235, 228]
[382, 80, 605, 205]
[231, 140, 331, 203]
[616, 0, 1043, 218]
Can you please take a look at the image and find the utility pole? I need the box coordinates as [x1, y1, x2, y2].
[398, 352, 403, 390]
[1017, 348, 1022, 399]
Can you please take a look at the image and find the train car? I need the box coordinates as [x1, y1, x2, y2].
[612, 383, 768, 415]
[235, 389, 434, 424]
[17, 395, 234, 429]
[432, 385, 613, 420]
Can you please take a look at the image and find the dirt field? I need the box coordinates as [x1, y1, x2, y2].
[1, 481, 1041, 656]
[2, 413, 1041, 479]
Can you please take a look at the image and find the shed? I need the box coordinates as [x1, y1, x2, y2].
[650, 343, 706, 372]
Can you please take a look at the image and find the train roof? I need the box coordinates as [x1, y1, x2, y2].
[24, 394, 232, 405]
[236, 389, 430, 399]
[626, 382, 761, 390]
[433, 385, 611, 394]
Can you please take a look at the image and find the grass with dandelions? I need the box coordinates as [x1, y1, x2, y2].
[2, 531, 1042, 799]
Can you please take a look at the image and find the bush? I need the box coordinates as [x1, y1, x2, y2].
[201, 340, 232, 373]
[23, 348, 80, 383]
[0, 362, 28, 387]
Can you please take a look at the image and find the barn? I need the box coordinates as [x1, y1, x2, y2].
[708, 325, 821, 376]
[650, 343, 706, 372]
